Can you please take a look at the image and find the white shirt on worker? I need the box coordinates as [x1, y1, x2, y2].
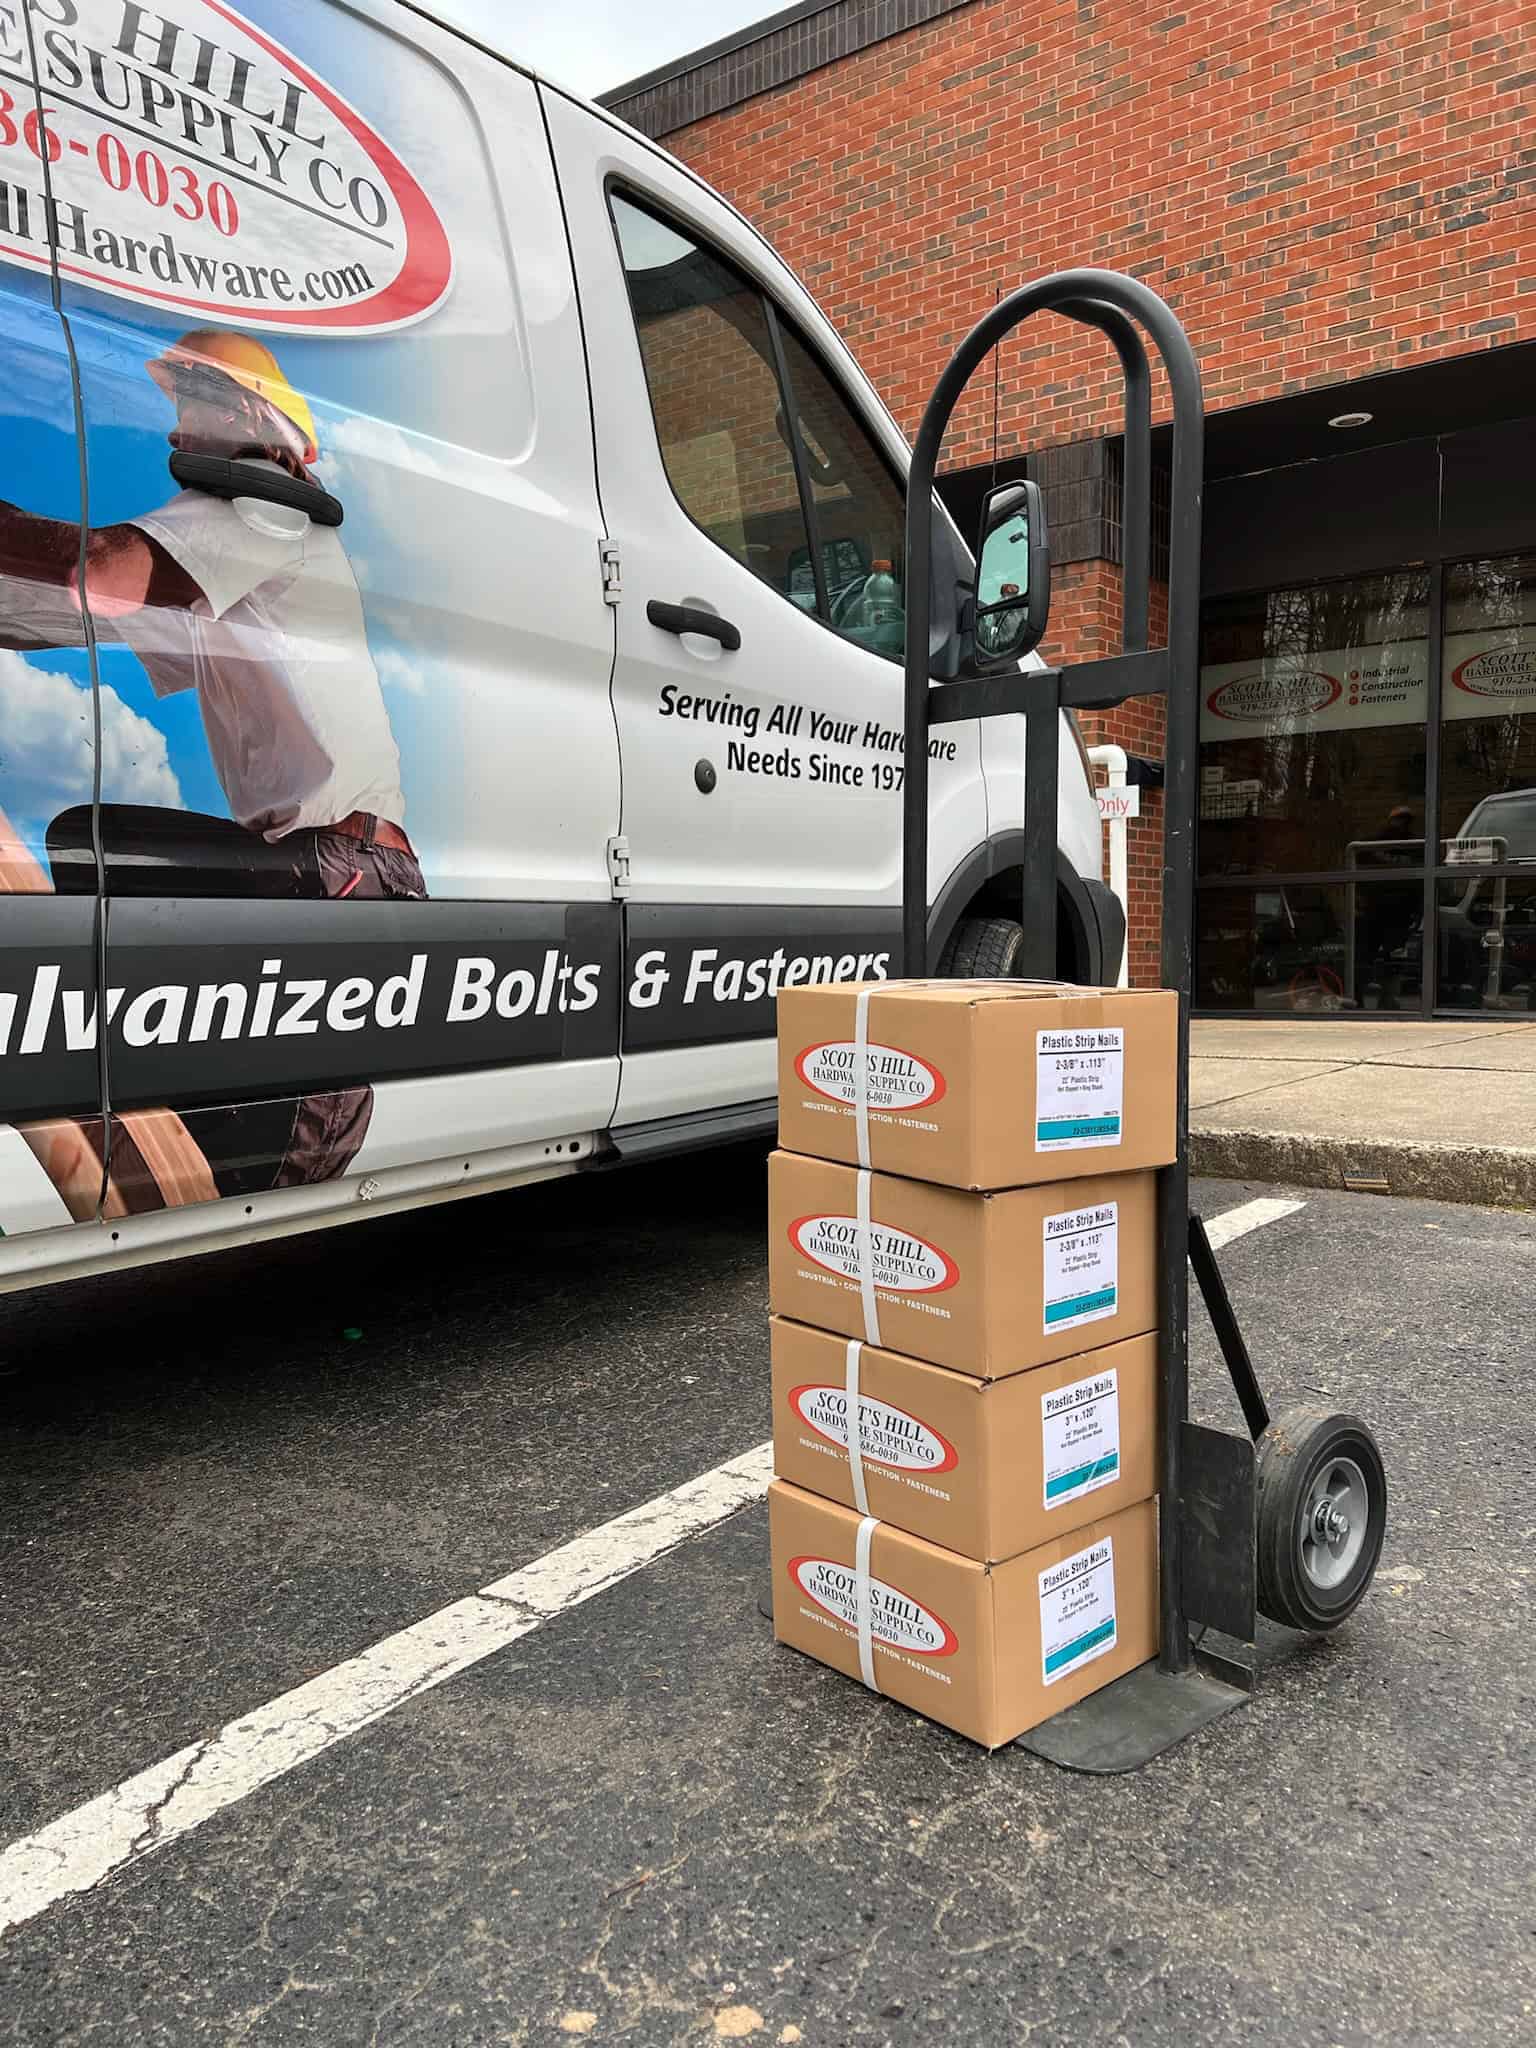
[113, 466, 406, 841]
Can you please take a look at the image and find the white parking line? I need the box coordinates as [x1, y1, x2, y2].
[0, 1191, 1301, 1936]
[1202, 1194, 1305, 1248]
[0, 1444, 773, 1936]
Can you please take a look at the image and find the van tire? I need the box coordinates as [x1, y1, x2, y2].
[938, 914, 1025, 979]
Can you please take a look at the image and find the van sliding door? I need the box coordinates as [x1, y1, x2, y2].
[43, 0, 624, 1234]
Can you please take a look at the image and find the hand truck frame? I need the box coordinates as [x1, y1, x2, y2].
[900, 269, 1386, 1772]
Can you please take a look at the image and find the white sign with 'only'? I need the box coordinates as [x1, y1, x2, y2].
[1096, 787, 1141, 821]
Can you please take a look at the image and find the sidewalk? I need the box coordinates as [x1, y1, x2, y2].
[1189, 1017, 1536, 1207]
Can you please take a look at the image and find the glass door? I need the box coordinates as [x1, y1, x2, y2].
[1435, 552, 1536, 1012]
[1196, 569, 1431, 1012]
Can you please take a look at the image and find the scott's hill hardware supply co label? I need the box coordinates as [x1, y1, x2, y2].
[794, 1039, 945, 1114]
[789, 1214, 958, 1296]
[0, 0, 452, 333]
[789, 1383, 958, 1474]
[789, 1554, 958, 1658]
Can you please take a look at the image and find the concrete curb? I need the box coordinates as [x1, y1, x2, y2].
[1190, 1126, 1536, 1210]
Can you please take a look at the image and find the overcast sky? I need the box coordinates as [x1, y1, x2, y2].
[441, 2, 775, 97]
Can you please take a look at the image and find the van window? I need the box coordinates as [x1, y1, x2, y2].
[611, 196, 810, 603]
[610, 193, 906, 657]
[775, 323, 907, 652]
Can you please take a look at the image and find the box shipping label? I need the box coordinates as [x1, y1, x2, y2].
[1039, 1535, 1118, 1684]
[1035, 1028, 1125, 1151]
[1042, 1201, 1119, 1334]
[1041, 1366, 1121, 1508]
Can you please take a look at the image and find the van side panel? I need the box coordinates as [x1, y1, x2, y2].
[0, 15, 107, 1241]
[0, 0, 622, 1275]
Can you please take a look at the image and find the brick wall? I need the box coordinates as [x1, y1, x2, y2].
[622, 0, 1536, 982]
[652, 0, 1534, 472]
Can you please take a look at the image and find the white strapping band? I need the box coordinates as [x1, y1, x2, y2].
[844, 1338, 869, 1515]
[854, 1166, 881, 1345]
[854, 1512, 880, 1691]
[853, 984, 873, 1169]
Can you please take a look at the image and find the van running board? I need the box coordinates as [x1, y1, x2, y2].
[591, 1098, 777, 1166]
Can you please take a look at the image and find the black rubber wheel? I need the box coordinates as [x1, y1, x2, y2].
[938, 914, 1025, 978]
[1255, 1404, 1387, 1632]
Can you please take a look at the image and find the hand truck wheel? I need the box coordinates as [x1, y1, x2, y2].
[1255, 1405, 1387, 1632]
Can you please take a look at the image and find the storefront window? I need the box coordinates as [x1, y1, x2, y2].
[1438, 552, 1536, 857]
[1437, 869, 1536, 1011]
[1199, 571, 1430, 877]
[1196, 882, 1425, 1012]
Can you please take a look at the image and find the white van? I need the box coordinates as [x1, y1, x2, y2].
[0, 0, 1119, 1292]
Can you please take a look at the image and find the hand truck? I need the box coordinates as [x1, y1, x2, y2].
[900, 269, 1387, 1771]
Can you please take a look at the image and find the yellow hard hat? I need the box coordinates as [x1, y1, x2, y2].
[148, 330, 318, 463]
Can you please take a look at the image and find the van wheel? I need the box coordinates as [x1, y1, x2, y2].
[938, 915, 1025, 978]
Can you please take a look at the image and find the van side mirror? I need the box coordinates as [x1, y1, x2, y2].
[973, 479, 1050, 664]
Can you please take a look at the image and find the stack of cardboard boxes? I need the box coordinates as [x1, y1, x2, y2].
[767, 980, 1178, 1748]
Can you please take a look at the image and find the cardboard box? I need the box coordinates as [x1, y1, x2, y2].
[768, 1150, 1157, 1376]
[776, 979, 1177, 1190]
[770, 1482, 1159, 1749]
[771, 1317, 1158, 1561]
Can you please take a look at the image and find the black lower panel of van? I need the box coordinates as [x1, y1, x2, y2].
[594, 1098, 778, 1166]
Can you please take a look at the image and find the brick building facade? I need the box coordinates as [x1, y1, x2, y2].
[607, 0, 1536, 1013]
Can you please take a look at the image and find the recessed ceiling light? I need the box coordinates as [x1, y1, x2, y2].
[1328, 410, 1373, 429]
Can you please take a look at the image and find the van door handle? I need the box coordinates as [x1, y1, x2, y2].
[169, 451, 344, 528]
[646, 600, 741, 651]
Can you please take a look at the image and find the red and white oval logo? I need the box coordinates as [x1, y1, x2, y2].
[789, 1214, 959, 1294]
[1452, 647, 1536, 701]
[789, 1383, 959, 1474]
[794, 1040, 946, 1113]
[789, 1555, 958, 1656]
[1, 0, 452, 335]
[1206, 671, 1342, 722]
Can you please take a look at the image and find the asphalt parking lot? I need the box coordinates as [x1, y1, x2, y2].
[2, 1152, 1533, 2046]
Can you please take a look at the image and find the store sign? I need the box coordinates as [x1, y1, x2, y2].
[1200, 648, 1425, 739]
[1448, 642, 1536, 711]
[1201, 630, 1536, 741]
[1205, 670, 1341, 724]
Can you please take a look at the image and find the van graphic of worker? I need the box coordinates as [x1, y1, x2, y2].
[2, 330, 418, 893]
[0, 330, 424, 1202]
